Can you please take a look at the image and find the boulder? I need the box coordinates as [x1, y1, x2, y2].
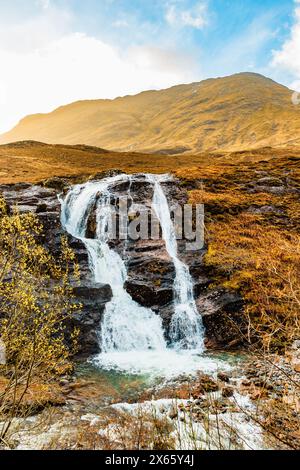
[217, 371, 231, 383]
[125, 280, 173, 308]
[125, 256, 175, 308]
[197, 289, 245, 348]
[222, 386, 234, 398]
[69, 284, 113, 357]
[43, 177, 70, 191]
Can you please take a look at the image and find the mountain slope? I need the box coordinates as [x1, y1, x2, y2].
[1, 73, 300, 153]
[1, 140, 299, 185]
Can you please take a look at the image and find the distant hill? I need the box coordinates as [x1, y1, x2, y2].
[1, 73, 300, 153]
[1, 140, 299, 185]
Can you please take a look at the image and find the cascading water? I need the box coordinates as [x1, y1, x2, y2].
[60, 175, 166, 354]
[148, 174, 205, 351]
[60, 173, 208, 375]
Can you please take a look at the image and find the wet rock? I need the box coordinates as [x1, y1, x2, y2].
[222, 386, 234, 398]
[125, 280, 173, 308]
[197, 289, 245, 348]
[69, 284, 113, 357]
[125, 256, 175, 308]
[217, 371, 231, 383]
[36, 202, 48, 213]
[196, 373, 219, 393]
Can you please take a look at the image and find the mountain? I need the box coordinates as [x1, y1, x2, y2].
[1, 73, 300, 153]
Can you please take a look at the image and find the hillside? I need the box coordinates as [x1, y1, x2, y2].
[1, 73, 300, 153]
[0, 140, 299, 185]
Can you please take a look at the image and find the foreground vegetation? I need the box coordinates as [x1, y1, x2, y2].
[0, 199, 79, 444]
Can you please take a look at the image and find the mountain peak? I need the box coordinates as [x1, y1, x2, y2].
[1, 73, 299, 153]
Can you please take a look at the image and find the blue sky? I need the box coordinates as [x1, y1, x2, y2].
[0, 0, 300, 132]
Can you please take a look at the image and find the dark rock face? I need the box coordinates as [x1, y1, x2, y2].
[0, 174, 246, 355]
[69, 284, 112, 357]
[197, 290, 245, 348]
[0, 182, 111, 356]
[125, 255, 175, 308]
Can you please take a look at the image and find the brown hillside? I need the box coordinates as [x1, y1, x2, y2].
[0, 140, 299, 186]
[1, 73, 300, 153]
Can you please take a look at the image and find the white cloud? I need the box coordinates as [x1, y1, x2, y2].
[37, 0, 51, 10]
[112, 19, 129, 28]
[272, 0, 300, 91]
[0, 4, 72, 53]
[0, 8, 201, 134]
[166, 1, 208, 30]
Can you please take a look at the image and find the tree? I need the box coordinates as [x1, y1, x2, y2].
[0, 198, 79, 444]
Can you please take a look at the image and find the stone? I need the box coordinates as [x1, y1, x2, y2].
[197, 289, 245, 348]
[36, 203, 48, 213]
[43, 177, 70, 191]
[217, 371, 231, 383]
[256, 177, 283, 186]
[69, 284, 113, 356]
[291, 358, 300, 373]
[197, 373, 219, 393]
[168, 409, 178, 420]
[291, 340, 300, 350]
[222, 386, 234, 398]
[241, 379, 251, 387]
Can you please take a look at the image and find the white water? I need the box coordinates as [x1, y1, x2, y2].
[148, 174, 204, 351]
[60, 174, 209, 376]
[61, 175, 166, 353]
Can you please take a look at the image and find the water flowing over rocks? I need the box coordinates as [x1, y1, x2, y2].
[0, 173, 245, 358]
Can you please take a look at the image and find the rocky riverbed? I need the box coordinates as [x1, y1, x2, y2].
[1, 349, 299, 450]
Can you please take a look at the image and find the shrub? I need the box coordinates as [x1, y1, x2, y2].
[0, 198, 79, 443]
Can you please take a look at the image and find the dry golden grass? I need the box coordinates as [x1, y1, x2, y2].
[0, 140, 300, 185]
[187, 148, 300, 350]
[0, 141, 208, 184]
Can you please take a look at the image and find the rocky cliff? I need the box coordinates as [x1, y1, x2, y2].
[0, 174, 244, 356]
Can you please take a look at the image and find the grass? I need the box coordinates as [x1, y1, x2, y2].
[184, 148, 300, 350]
[0, 141, 299, 186]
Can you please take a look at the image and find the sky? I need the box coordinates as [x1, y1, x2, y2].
[0, 0, 300, 133]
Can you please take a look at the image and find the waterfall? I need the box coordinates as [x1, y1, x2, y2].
[60, 175, 166, 354]
[60, 173, 205, 374]
[147, 174, 205, 351]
